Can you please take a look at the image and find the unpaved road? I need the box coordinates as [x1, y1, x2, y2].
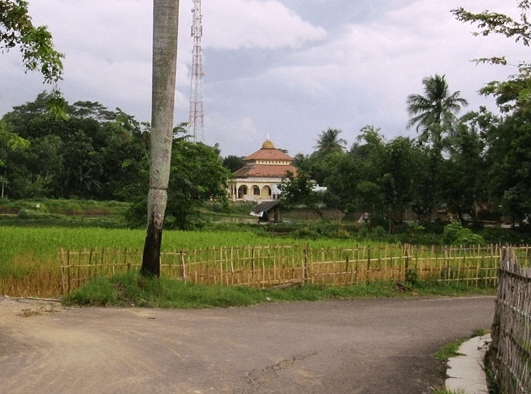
[0, 296, 495, 394]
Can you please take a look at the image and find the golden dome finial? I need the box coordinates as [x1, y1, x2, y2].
[262, 138, 275, 149]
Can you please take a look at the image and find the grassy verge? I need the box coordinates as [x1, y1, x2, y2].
[434, 328, 491, 362]
[434, 337, 468, 362]
[61, 273, 496, 309]
[431, 328, 492, 394]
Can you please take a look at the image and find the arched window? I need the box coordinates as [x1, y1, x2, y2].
[261, 185, 271, 198]
[253, 185, 260, 196]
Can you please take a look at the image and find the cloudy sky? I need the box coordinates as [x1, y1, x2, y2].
[0, 0, 526, 157]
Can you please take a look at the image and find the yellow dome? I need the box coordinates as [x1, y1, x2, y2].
[262, 139, 275, 149]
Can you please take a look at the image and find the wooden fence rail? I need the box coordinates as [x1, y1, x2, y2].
[58, 244, 531, 295]
[487, 247, 531, 394]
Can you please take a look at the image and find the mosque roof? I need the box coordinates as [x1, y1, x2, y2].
[243, 139, 293, 162]
[233, 164, 297, 178]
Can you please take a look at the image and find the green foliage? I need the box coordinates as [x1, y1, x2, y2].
[406, 74, 468, 145]
[62, 272, 495, 309]
[314, 128, 347, 154]
[65, 276, 116, 306]
[0, 0, 64, 84]
[222, 155, 244, 172]
[434, 337, 467, 362]
[1, 93, 149, 200]
[453, 1, 531, 113]
[485, 110, 531, 225]
[432, 388, 468, 394]
[278, 170, 324, 215]
[125, 139, 232, 230]
[405, 269, 420, 286]
[443, 222, 486, 246]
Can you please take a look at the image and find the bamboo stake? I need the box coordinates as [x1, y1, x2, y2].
[366, 246, 371, 283]
[457, 247, 462, 284]
[67, 249, 71, 295]
[251, 246, 255, 281]
[180, 251, 186, 280]
[476, 246, 481, 287]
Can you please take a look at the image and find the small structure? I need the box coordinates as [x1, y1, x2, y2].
[250, 200, 282, 222]
[228, 139, 297, 202]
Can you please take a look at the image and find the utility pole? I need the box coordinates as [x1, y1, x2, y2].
[189, 0, 205, 141]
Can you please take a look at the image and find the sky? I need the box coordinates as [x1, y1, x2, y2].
[0, 0, 527, 158]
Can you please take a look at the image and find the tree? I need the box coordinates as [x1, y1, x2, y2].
[278, 170, 324, 218]
[141, 0, 180, 277]
[380, 136, 417, 224]
[483, 110, 531, 226]
[406, 74, 468, 146]
[453, 0, 531, 112]
[439, 112, 488, 225]
[127, 139, 231, 230]
[0, 120, 28, 198]
[314, 128, 347, 155]
[0, 0, 64, 175]
[1, 93, 148, 200]
[222, 155, 245, 172]
[0, 0, 64, 84]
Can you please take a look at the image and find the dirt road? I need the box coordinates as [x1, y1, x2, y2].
[0, 296, 495, 394]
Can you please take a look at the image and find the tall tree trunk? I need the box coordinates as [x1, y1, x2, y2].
[141, 0, 180, 277]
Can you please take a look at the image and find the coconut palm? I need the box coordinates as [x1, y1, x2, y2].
[141, 0, 180, 277]
[314, 128, 347, 154]
[406, 74, 468, 145]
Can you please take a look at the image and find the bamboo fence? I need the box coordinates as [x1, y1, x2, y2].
[487, 247, 531, 394]
[55, 244, 531, 296]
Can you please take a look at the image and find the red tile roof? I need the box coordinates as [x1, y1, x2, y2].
[234, 164, 297, 178]
[244, 148, 293, 162]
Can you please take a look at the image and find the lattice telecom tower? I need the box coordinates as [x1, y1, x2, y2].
[189, 0, 205, 141]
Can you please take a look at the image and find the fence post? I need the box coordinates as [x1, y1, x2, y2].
[366, 246, 371, 284]
[180, 250, 186, 280]
[303, 246, 308, 284]
[251, 246, 255, 283]
[404, 245, 409, 282]
[67, 249, 71, 295]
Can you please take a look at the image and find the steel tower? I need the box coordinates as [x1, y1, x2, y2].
[189, 0, 205, 141]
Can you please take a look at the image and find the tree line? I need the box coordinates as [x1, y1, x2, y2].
[285, 73, 530, 228]
[279, 0, 531, 230]
[0, 92, 231, 229]
[2, 0, 531, 234]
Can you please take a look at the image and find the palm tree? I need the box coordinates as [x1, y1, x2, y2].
[141, 0, 180, 277]
[406, 74, 468, 145]
[314, 128, 347, 154]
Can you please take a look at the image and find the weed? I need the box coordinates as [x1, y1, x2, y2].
[431, 388, 468, 394]
[473, 328, 491, 337]
[405, 269, 420, 286]
[17, 309, 42, 317]
[435, 338, 467, 362]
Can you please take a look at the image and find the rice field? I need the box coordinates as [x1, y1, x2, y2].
[2, 226, 530, 298]
[0, 226, 379, 276]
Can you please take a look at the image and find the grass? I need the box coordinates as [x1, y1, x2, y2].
[432, 388, 468, 394]
[431, 327, 492, 394]
[61, 272, 496, 309]
[434, 337, 468, 362]
[434, 327, 492, 362]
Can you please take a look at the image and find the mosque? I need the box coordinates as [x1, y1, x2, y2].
[228, 139, 297, 202]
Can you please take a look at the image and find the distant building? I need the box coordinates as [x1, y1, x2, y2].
[228, 139, 297, 201]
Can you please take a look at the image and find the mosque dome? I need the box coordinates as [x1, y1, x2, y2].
[262, 139, 275, 149]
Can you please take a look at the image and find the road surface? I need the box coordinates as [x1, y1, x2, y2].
[0, 296, 495, 394]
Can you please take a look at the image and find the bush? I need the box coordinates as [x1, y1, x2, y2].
[443, 222, 486, 246]
[64, 277, 116, 306]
